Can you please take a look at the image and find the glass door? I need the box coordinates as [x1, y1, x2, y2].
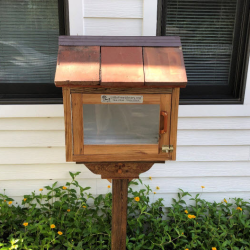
[83, 104, 160, 145]
[71, 94, 171, 156]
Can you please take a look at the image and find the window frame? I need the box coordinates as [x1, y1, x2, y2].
[157, 0, 250, 105]
[0, 0, 69, 105]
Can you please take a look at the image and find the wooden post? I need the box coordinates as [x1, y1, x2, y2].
[112, 179, 129, 250]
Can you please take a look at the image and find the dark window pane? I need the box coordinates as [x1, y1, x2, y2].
[161, 0, 249, 102]
[0, 0, 59, 84]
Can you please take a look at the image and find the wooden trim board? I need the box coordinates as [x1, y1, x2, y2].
[159, 94, 172, 155]
[169, 88, 180, 160]
[62, 88, 73, 161]
[65, 92, 175, 162]
[72, 154, 170, 162]
[72, 93, 84, 155]
[84, 145, 158, 155]
[71, 87, 173, 94]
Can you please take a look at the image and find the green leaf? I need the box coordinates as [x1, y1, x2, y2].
[138, 234, 145, 240]
[76, 241, 83, 250]
[52, 181, 58, 188]
[69, 172, 74, 180]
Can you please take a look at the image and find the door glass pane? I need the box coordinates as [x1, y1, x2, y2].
[83, 104, 160, 145]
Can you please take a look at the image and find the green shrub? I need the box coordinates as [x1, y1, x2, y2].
[0, 172, 250, 250]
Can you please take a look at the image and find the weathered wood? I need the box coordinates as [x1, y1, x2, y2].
[68, 92, 172, 162]
[71, 93, 84, 155]
[71, 87, 173, 94]
[55, 46, 100, 86]
[82, 94, 160, 104]
[169, 88, 180, 160]
[73, 153, 170, 162]
[159, 94, 172, 155]
[84, 145, 158, 155]
[112, 179, 128, 250]
[62, 88, 73, 161]
[84, 162, 155, 179]
[143, 47, 187, 86]
[101, 47, 144, 87]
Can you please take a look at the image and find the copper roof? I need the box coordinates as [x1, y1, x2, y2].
[55, 36, 187, 88]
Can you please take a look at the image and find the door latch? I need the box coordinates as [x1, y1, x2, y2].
[162, 145, 174, 153]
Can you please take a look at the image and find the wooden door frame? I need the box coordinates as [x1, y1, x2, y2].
[70, 93, 172, 161]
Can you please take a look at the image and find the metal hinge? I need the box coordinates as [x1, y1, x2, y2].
[162, 145, 174, 153]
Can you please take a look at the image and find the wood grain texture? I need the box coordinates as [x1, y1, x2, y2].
[71, 93, 84, 155]
[169, 88, 180, 160]
[73, 153, 170, 162]
[84, 0, 143, 18]
[84, 18, 142, 36]
[85, 162, 154, 179]
[101, 47, 144, 86]
[84, 145, 158, 155]
[63, 88, 73, 161]
[55, 46, 100, 86]
[159, 94, 172, 154]
[112, 179, 128, 250]
[143, 47, 187, 85]
[1, 0, 250, 209]
[71, 87, 172, 94]
[82, 94, 160, 104]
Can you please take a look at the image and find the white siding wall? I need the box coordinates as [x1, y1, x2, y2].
[0, 0, 250, 207]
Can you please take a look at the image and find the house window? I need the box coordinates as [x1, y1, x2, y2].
[159, 0, 250, 104]
[0, 0, 67, 104]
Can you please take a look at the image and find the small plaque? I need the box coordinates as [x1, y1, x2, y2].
[101, 95, 143, 103]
